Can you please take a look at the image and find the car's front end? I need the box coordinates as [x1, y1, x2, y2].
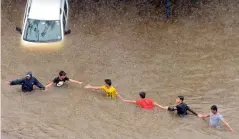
[20, 19, 64, 50]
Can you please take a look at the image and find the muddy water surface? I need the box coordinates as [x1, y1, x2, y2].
[2, 0, 239, 139]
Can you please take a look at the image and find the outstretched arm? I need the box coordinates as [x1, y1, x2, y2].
[84, 84, 102, 90]
[45, 82, 54, 89]
[198, 113, 210, 118]
[187, 106, 198, 116]
[9, 78, 24, 85]
[123, 100, 136, 103]
[221, 120, 234, 131]
[34, 78, 45, 90]
[117, 94, 124, 101]
[69, 79, 83, 84]
[153, 102, 166, 109]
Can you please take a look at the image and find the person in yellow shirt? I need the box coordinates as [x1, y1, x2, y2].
[84, 79, 124, 100]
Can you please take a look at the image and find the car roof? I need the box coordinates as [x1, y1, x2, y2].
[28, 0, 63, 20]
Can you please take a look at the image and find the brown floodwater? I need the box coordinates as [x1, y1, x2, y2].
[1, 0, 239, 139]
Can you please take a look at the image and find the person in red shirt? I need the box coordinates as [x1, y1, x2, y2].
[123, 92, 164, 109]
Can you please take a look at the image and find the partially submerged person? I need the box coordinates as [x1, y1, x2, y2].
[123, 92, 164, 109]
[164, 0, 171, 22]
[45, 71, 83, 89]
[198, 105, 234, 132]
[162, 96, 199, 117]
[8, 72, 45, 92]
[84, 79, 123, 100]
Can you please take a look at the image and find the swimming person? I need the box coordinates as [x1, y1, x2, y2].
[45, 71, 83, 89]
[123, 91, 164, 109]
[84, 79, 124, 100]
[198, 105, 234, 132]
[8, 72, 45, 92]
[161, 96, 199, 117]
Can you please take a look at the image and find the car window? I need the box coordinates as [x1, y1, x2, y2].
[23, 19, 62, 42]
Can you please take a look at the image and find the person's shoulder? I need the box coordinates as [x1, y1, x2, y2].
[216, 113, 224, 119]
[19, 77, 27, 81]
[217, 113, 223, 117]
[183, 102, 188, 105]
[182, 103, 189, 107]
[53, 77, 60, 82]
[178, 103, 186, 106]
[53, 77, 59, 80]
[100, 85, 106, 89]
[111, 86, 116, 90]
[136, 99, 142, 104]
[31, 77, 37, 80]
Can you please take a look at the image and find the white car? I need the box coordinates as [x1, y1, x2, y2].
[16, 0, 71, 47]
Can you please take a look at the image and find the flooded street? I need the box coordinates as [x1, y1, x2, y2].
[1, 0, 239, 139]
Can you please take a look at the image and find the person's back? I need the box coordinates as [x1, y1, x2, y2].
[176, 103, 188, 116]
[84, 79, 124, 100]
[101, 85, 117, 99]
[123, 92, 163, 109]
[136, 98, 154, 109]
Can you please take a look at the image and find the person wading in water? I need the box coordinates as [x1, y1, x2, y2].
[9, 72, 45, 92]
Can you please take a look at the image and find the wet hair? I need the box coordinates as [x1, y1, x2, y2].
[178, 96, 184, 101]
[211, 105, 218, 112]
[139, 92, 146, 99]
[104, 79, 112, 86]
[59, 71, 67, 76]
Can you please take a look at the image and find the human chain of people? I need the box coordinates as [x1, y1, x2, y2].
[8, 71, 234, 132]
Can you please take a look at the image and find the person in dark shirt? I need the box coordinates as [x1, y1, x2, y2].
[164, 0, 171, 21]
[8, 72, 45, 92]
[45, 71, 83, 89]
[162, 96, 199, 117]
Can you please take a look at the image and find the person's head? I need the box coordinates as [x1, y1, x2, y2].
[211, 105, 218, 114]
[25, 72, 32, 80]
[104, 79, 112, 87]
[139, 92, 146, 99]
[176, 96, 184, 104]
[59, 71, 67, 79]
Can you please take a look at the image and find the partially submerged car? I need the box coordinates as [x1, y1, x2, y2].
[16, 0, 71, 48]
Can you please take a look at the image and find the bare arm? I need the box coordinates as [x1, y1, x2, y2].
[117, 94, 124, 101]
[69, 79, 83, 84]
[84, 84, 102, 90]
[198, 113, 210, 118]
[221, 120, 234, 131]
[123, 100, 137, 103]
[45, 82, 54, 88]
[153, 102, 166, 109]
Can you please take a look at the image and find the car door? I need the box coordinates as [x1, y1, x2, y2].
[23, 0, 30, 27]
[63, 0, 69, 31]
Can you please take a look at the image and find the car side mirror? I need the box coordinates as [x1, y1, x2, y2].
[16, 27, 22, 34]
[64, 29, 71, 35]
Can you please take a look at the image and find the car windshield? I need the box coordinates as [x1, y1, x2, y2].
[23, 19, 62, 42]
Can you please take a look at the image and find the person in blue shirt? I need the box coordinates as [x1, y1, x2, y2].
[198, 105, 234, 132]
[8, 72, 45, 92]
